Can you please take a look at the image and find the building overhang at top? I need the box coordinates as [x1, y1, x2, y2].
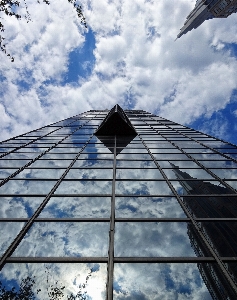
[95, 104, 137, 154]
[95, 104, 137, 136]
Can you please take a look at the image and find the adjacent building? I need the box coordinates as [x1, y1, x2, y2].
[0, 105, 237, 299]
[177, 0, 237, 39]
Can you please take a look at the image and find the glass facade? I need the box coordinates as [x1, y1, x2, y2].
[0, 105, 237, 299]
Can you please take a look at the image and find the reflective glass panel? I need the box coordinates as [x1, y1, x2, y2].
[163, 168, 214, 180]
[0, 160, 30, 168]
[0, 263, 107, 300]
[13, 222, 109, 257]
[172, 179, 226, 195]
[15, 168, 65, 179]
[65, 169, 113, 179]
[74, 159, 114, 168]
[31, 159, 72, 168]
[115, 180, 172, 195]
[181, 196, 237, 218]
[115, 197, 186, 218]
[199, 222, 237, 257]
[55, 180, 112, 195]
[40, 196, 111, 218]
[0, 197, 43, 217]
[115, 222, 198, 257]
[116, 168, 163, 179]
[0, 180, 56, 194]
[116, 160, 155, 168]
[0, 222, 25, 256]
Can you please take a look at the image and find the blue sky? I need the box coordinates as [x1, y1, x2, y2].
[1, 0, 237, 145]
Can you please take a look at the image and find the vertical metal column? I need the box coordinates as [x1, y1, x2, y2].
[107, 135, 116, 300]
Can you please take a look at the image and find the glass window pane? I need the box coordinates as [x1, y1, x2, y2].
[40, 196, 111, 218]
[0, 180, 56, 195]
[0, 222, 25, 256]
[31, 159, 72, 168]
[210, 168, 237, 179]
[0, 197, 43, 218]
[158, 160, 200, 168]
[115, 181, 172, 195]
[199, 222, 237, 257]
[55, 180, 112, 195]
[74, 159, 114, 168]
[201, 160, 237, 168]
[172, 179, 226, 195]
[0, 160, 30, 168]
[13, 222, 109, 257]
[0, 169, 18, 178]
[182, 195, 237, 218]
[116, 160, 155, 168]
[115, 197, 186, 218]
[15, 169, 65, 179]
[163, 167, 214, 180]
[116, 168, 163, 179]
[65, 169, 113, 179]
[116, 153, 151, 160]
[114, 222, 198, 257]
[113, 263, 212, 299]
[0, 263, 107, 299]
[153, 153, 189, 160]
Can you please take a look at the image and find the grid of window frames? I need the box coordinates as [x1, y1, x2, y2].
[0, 108, 237, 299]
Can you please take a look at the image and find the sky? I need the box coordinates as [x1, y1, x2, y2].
[1, 0, 237, 145]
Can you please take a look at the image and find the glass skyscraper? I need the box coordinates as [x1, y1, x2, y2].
[0, 105, 237, 299]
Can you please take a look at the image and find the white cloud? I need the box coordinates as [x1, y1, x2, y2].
[0, 0, 237, 143]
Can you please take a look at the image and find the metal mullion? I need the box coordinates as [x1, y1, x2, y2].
[107, 135, 116, 300]
[0, 119, 94, 188]
[0, 117, 82, 159]
[114, 257, 216, 263]
[0, 194, 112, 197]
[116, 218, 237, 222]
[3, 257, 218, 263]
[142, 120, 237, 194]
[115, 179, 223, 182]
[0, 218, 110, 222]
[4, 179, 113, 181]
[7, 256, 237, 263]
[136, 133, 237, 296]
[6, 257, 107, 263]
[0, 113, 102, 271]
[3, 193, 237, 197]
[115, 218, 190, 222]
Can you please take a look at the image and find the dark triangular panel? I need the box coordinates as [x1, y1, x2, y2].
[95, 104, 137, 136]
[95, 104, 137, 155]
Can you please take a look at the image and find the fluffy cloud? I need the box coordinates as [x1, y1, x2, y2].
[1, 0, 237, 143]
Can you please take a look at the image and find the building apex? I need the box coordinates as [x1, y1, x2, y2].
[95, 104, 137, 136]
